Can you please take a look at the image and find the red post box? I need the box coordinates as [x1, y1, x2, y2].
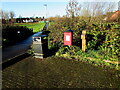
[64, 30, 73, 46]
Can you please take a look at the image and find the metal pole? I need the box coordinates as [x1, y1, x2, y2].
[45, 4, 47, 19]
[44, 4, 47, 19]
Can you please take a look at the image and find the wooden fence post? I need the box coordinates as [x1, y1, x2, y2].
[81, 30, 86, 52]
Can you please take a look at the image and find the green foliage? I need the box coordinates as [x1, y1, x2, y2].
[56, 45, 80, 57]
[48, 17, 87, 46]
[86, 23, 120, 57]
[48, 17, 119, 56]
[48, 16, 119, 70]
[2, 25, 33, 47]
[55, 46, 119, 70]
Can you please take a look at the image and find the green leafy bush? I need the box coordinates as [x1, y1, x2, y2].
[86, 23, 120, 57]
[55, 46, 119, 70]
[2, 25, 33, 47]
[48, 16, 119, 70]
[56, 45, 80, 57]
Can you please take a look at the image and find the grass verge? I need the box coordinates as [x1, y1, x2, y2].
[16, 22, 45, 33]
[2, 56, 120, 88]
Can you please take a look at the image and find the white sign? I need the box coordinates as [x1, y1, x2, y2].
[66, 35, 70, 41]
[17, 31, 20, 33]
[36, 38, 41, 41]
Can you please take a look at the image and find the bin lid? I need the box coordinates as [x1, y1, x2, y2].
[33, 34, 47, 38]
[64, 29, 73, 32]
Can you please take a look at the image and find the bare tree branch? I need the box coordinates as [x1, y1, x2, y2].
[66, 0, 81, 18]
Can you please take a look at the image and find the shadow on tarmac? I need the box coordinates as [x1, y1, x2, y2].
[2, 53, 31, 70]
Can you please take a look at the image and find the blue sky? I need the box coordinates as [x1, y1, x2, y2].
[2, 2, 67, 18]
[1, 0, 119, 18]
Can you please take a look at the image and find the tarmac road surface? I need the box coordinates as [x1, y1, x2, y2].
[2, 32, 42, 64]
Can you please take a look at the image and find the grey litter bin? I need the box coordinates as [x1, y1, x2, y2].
[32, 34, 48, 59]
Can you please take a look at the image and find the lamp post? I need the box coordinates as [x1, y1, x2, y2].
[44, 4, 47, 19]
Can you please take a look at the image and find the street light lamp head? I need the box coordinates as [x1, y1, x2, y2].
[44, 4, 47, 6]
